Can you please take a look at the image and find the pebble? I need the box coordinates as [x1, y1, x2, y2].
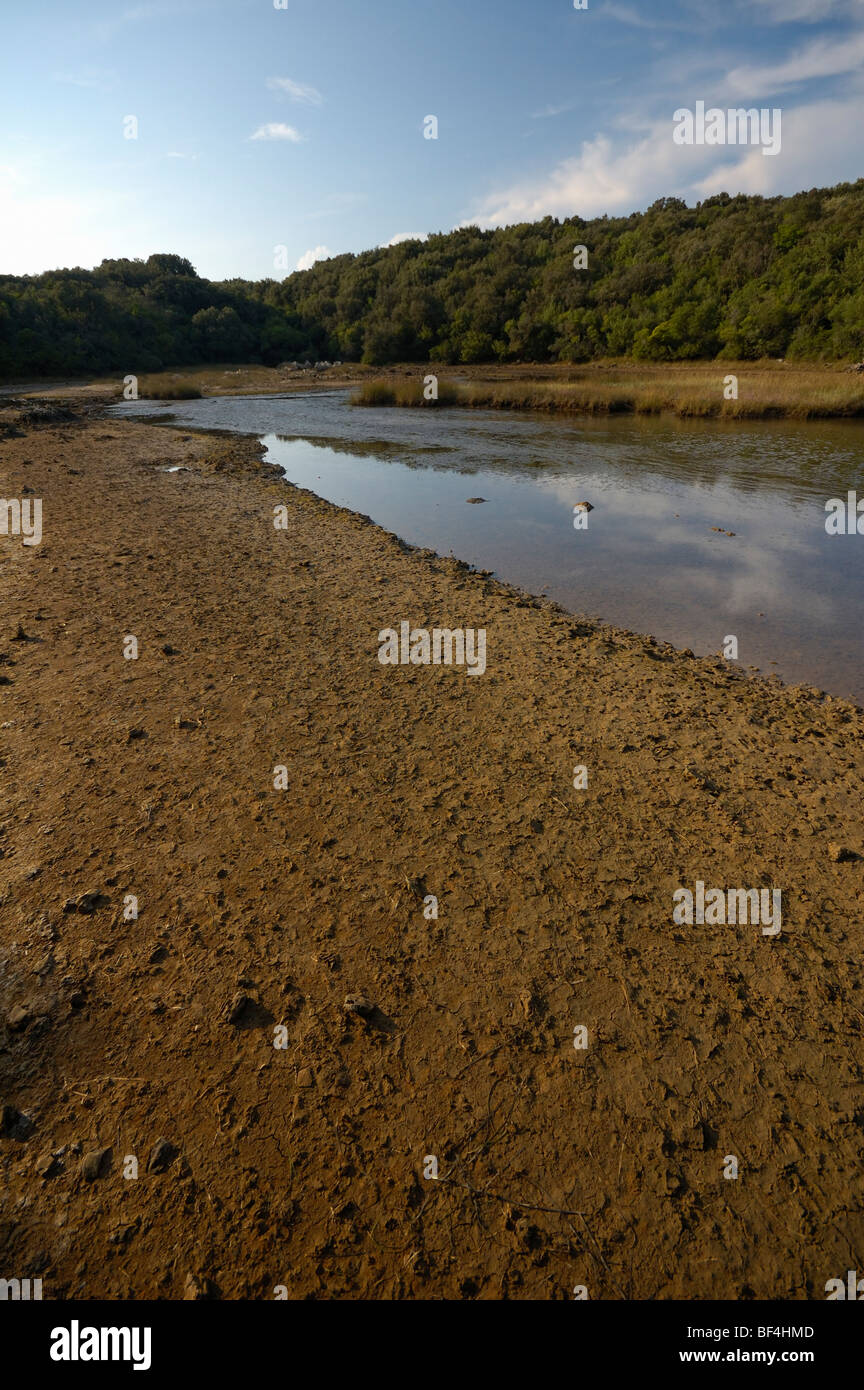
[147, 1138, 176, 1173]
[7, 1003, 32, 1032]
[184, 1273, 215, 1300]
[1, 1103, 34, 1140]
[224, 991, 252, 1025]
[81, 1147, 111, 1181]
[63, 890, 102, 914]
[828, 843, 857, 863]
[343, 994, 375, 1018]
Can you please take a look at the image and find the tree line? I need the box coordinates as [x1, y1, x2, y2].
[3, 179, 864, 379]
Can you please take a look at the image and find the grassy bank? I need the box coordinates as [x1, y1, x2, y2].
[130, 376, 203, 400]
[351, 378, 461, 407]
[351, 361, 864, 420]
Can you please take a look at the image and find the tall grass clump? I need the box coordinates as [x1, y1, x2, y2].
[351, 381, 397, 406]
[134, 377, 202, 400]
[352, 378, 462, 407]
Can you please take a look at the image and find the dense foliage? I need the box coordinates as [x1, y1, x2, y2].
[4, 180, 864, 378]
[0, 254, 312, 378]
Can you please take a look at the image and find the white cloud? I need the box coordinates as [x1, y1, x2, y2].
[383, 233, 427, 246]
[296, 245, 333, 270]
[693, 95, 864, 195]
[462, 91, 864, 228]
[463, 129, 686, 226]
[728, 31, 864, 93]
[249, 123, 303, 142]
[266, 77, 323, 105]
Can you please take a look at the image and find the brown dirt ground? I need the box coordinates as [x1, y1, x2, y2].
[1, 399, 863, 1301]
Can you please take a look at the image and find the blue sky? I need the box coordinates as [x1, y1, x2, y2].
[1, 0, 863, 280]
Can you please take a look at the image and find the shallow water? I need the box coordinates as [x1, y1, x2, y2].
[109, 390, 864, 702]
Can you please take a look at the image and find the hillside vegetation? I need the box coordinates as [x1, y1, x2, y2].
[3, 180, 864, 378]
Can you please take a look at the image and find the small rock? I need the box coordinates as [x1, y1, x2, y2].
[1, 1103, 34, 1140]
[127, 727, 147, 741]
[184, 1273, 216, 1300]
[162, 644, 178, 656]
[518, 989, 538, 1021]
[465, 497, 486, 504]
[35, 1151, 60, 1178]
[573, 502, 594, 512]
[828, 843, 857, 863]
[296, 1068, 315, 1088]
[224, 991, 252, 1025]
[81, 1147, 111, 1181]
[147, 1138, 176, 1173]
[64, 889, 103, 915]
[343, 994, 375, 1018]
[7, 1003, 32, 1032]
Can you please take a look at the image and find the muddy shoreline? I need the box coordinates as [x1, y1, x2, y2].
[1, 400, 863, 1300]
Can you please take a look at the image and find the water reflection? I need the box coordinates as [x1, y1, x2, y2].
[108, 391, 864, 701]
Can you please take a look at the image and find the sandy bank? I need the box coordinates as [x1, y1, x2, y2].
[1, 402, 862, 1300]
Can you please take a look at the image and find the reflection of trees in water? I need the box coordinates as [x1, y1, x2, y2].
[270, 432, 561, 478]
[249, 412, 864, 499]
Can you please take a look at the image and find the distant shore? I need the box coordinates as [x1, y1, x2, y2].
[23, 358, 857, 421]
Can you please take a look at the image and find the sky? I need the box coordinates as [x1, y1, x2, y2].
[1, 0, 863, 281]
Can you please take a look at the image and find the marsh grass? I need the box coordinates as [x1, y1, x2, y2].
[126, 377, 203, 400]
[352, 378, 461, 407]
[457, 363, 864, 419]
[115, 378, 202, 400]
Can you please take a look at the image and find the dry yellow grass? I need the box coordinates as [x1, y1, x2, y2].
[89, 358, 864, 418]
[455, 362, 864, 419]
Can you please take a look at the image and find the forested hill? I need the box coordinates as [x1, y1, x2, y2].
[4, 180, 864, 379]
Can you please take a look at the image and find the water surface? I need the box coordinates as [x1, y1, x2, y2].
[109, 390, 864, 702]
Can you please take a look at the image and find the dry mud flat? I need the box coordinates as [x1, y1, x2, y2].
[0, 400, 863, 1301]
